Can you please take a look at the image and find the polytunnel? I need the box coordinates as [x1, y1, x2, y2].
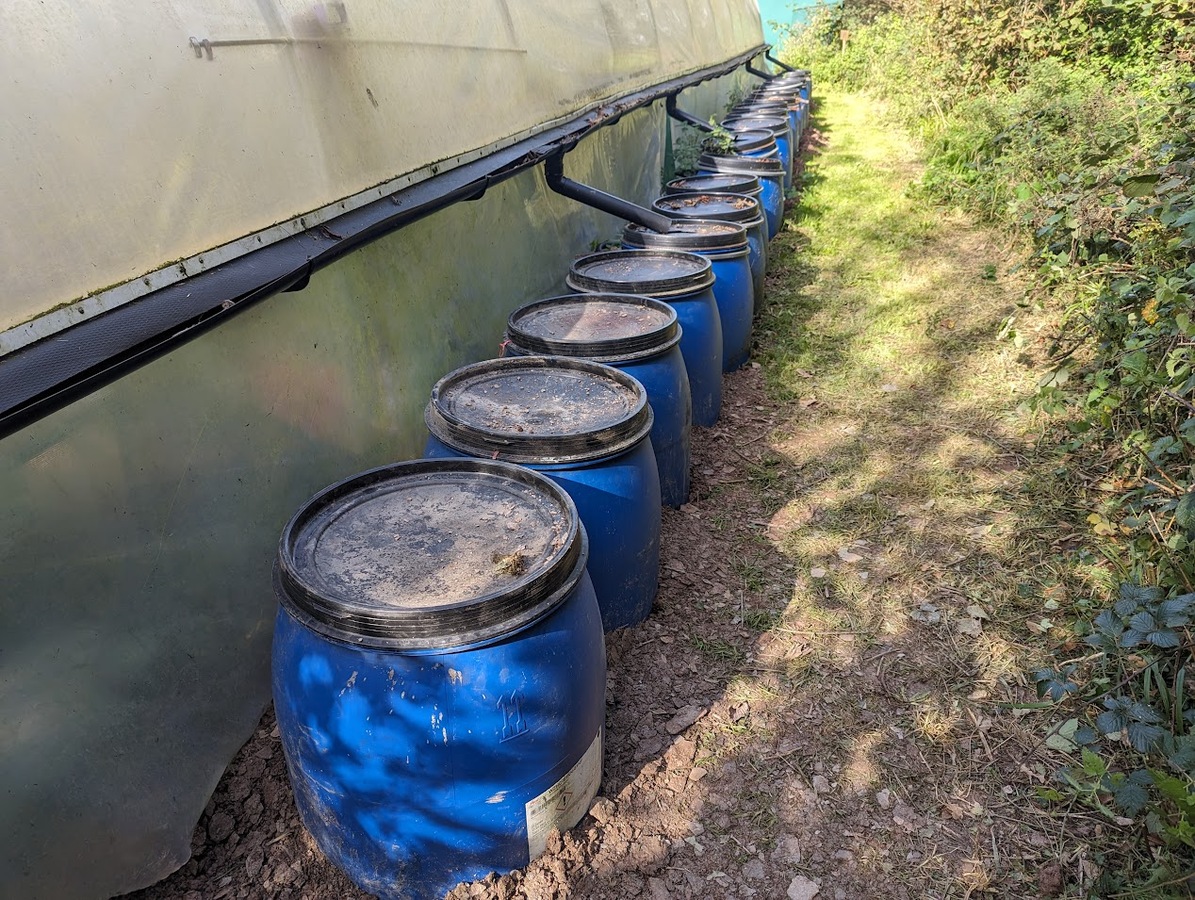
[0, 1, 790, 896]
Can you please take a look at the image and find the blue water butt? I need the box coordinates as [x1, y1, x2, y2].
[621, 220, 753, 373]
[741, 96, 800, 148]
[567, 250, 722, 427]
[424, 356, 660, 632]
[664, 172, 764, 209]
[785, 70, 813, 104]
[272, 458, 606, 900]
[503, 293, 691, 509]
[662, 176, 768, 311]
[651, 191, 768, 316]
[723, 114, 792, 189]
[754, 75, 812, 135]
[696, 152, 786, 241]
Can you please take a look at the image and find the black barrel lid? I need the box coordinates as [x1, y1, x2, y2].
[722, 115, 788, 138]
[730, 130, 777, 154]
[754, 83, 800, 97]
[566, 248, 715, 298]
[505, 293, 680, 362]
[275, 458, 587, 650]
[623, 218, 747, 252]
[740, 95, 791, 108]
[696, 153, 786, 178]
[652, 191, 761, 225]
[665, 173, 762, 196]
[738, 101, 793, 117]
[425, 356, 653, 464]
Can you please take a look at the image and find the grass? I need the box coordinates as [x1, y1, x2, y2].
[691, 89, 1149, 895]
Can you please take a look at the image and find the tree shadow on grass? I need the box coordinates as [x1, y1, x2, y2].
[554, 92, 1095, 900]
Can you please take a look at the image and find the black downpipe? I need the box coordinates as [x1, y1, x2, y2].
[543, 153, 675, 234]
[766, 50, 795, 73]
[746, 62, 775, 81]
[665, 94, 716, 132]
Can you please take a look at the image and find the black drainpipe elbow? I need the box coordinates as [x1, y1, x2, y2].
[665, 94, 716, 132]
[746, 61, 775, 81]
[765, 48, 795, 72]
[544, 153, 675, 234]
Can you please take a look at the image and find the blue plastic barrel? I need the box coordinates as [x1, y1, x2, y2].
[503, 293, 692, 509]
[621, 220, 753, 372]
[741, 96, 800, 148]
[664, 172, 764, 208]
[696, 152, 786, 241]
[567, 250, 722, 427]
[750, 75, 812, 139]
[272, 458, 606, 900]
[723, 114, 792, 190]
[651, 191, 767, 312]
[729, 129, 781, 164]
[662, 175, 768, 311]
[424, 356, 660, 631]
[784, 69, 813, 104]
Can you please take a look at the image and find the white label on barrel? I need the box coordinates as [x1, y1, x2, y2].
[524, 729, 603, 859]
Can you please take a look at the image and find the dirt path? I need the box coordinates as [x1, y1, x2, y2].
[129, 92, 1097, 900]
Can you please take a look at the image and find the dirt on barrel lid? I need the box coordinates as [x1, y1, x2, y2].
[436, 365, 640, 438]
[294, 472, 570, 611]
[656, 193, 756, 212]
[627, 220, 740, 237]
[513, 297, 672, 343]
[570, 251, 709, 285]
[668, 174, 757, 192]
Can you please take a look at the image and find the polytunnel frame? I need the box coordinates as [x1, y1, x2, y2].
[0, 43, 775, 443]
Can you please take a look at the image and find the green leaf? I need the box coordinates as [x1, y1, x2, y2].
[1128, 722, 1167, 752]
[1152, 770, 1195, 811]
[1098, 709, 1128, 735]
[1177, 491, 1195, 537]
[1112, 779, 1150, 815]
[1114, 597, 1140, 617]
[1157, 596, 1195, 626]
[1147, 629, 1182, 648]
[1122, 349, 1149, 374]
[1123, 174, 1161, 198]
[1121, 628, 1148, 648]
[1094, 610, 1123, 632]
[1129, 611, 1159, 634]
[1047, 718, 1082, 752]
[1166, 737, 1195, 774]
[1081, 748, 1108, 777]
[1128, 702, 1164, 725]
[1033, 667, 1079, 701]
[1120, 583, 1162, 606]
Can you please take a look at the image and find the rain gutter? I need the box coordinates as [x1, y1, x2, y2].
[0, 44, 768, 440]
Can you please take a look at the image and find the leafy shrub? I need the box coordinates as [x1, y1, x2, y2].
[781, 0, 1195, 887]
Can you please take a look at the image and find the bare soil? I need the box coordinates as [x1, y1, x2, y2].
[126, 366, 1079, 900]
